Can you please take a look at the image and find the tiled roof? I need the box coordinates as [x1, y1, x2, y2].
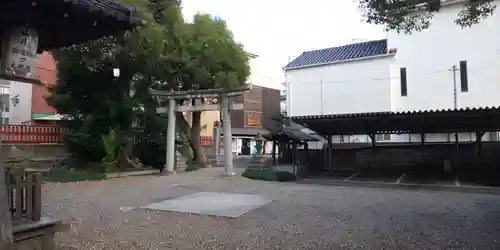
[284, 39, 389, 70]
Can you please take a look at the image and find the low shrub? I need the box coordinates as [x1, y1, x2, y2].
[242, 169, 297, 182]
[275, 171, 298, 182]
[185, 159, 201, 172]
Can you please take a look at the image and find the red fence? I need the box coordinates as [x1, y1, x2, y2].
[0, 125, 64, 144]
[0, 125, 214, 146]
[200, 136, 212, 146]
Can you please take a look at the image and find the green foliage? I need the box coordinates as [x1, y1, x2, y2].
[133, 130, 167, 171]
[47, 0, 251, 168]
[62, 117, 106, 163]
[358, 0, 497, 33]
[179, 14, 250, 90]
[242, 169, 297, 182]
[101, 129, 122, 172]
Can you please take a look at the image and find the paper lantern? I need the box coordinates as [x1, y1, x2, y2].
[1, 27, 39, 78]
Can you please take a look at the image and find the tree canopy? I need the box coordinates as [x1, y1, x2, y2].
[47, 0, 250, 170]
[358, 0, 497, 33]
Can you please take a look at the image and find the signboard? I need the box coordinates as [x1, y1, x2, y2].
[1, 27, 39, 78]
[247, 119, 260, 126]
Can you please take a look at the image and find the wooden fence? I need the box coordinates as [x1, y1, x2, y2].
[5, 166, 42, 222]
[0, 125, 214, 146]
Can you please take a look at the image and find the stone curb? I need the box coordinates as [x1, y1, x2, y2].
[298, 178, 500, 195]
[106, 169, 160, 179]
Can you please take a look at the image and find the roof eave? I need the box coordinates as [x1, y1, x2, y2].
[283, 52, 396, 72]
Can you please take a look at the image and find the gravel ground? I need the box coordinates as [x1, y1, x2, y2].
[43, 168, 500, 250]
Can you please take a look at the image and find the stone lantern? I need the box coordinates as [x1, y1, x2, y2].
[253, 133, 265, 155]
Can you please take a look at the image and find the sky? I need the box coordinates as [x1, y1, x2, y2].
[181, 0, 386, 82]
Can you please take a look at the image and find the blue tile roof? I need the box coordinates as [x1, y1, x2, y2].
[284, 39, 389, 70]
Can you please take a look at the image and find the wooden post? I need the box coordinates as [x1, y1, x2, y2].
[303, 140, 309, 177]
[292, 140, 297, 176]
[368, 133, 376, 170]
[327, 134, 332, 171]
[475, 131, 485, 167]
[420, 132, 426, 162]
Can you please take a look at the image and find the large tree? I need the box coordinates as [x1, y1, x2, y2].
[171, 14, 250, 167]
[48, 0, 250, 169]
[48, 0, 174, 168]
[358, 0, 497, 33]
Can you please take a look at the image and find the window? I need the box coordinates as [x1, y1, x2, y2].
[489, 131, 499, 141]
[376, 134, 391, 141]
[459, 60, 468, 92]
[0, 117, 9, 125]
[0, 93, 9, 112]
[340, 135, 351, 143]
[400, 67, 407, 96]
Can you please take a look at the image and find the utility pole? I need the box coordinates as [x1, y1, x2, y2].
[451, 65, 458, 110]
[451, 65, 460, 174]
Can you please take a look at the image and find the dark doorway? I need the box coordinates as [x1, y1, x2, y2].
[242, 138, 251, 155]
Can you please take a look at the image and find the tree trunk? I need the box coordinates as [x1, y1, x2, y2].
[175, 113, 194, 160]
[190, 111, 207, 167]
[0, 144, 14, 250]
[118, 132, 135, 169]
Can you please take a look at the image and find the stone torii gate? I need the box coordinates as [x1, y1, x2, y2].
[152, 84, 251, 176]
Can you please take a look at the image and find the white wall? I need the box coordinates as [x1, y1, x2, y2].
[286, 56, 393, 117]
[0, 80, 32, 124]
[388, 1, 500, 112]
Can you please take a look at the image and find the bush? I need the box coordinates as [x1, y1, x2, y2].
[275, 171, 298, 182]
[64, 130, 105, 164]
[242, 169, 297, 182]
[101, 129, 121, 173]
[133, 132, 166, 171]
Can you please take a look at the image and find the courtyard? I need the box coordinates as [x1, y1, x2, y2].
[43, 168, 500, 249]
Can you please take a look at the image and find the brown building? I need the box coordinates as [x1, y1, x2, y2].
[230, 85, 280, 132]
[197, 52, 282, 154]
[222, 85, 281, 155]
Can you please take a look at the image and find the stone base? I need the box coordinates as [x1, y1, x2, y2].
[247, 154, 272, 169]
[160, 170, 177, 176]
[220, 172, 237, 177]
[13, 217, 65, 250]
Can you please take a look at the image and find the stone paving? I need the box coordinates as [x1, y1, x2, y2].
[43, 167, 500, 249]
[141, 192, 272, 218]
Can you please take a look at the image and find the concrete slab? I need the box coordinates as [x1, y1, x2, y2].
[141, 192, 272, 218]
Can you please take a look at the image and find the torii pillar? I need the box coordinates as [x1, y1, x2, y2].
[220, 95, 235, 175]
[165, 98, 176, 174]
[153, 86, 249, 176]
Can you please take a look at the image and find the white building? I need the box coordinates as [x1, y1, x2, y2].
[0, 80, 33, 125]
[280, 82, 286, 115]
[284, 0, 500, 143]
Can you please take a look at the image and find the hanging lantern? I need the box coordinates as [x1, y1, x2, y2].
[1, 26, 39, 78]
